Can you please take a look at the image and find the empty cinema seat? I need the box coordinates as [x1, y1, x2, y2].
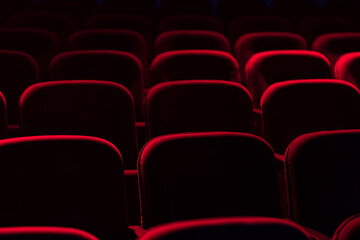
[335, 52, 360, 89]
[50, 50, 144, 120]
[145, 80, 254, 139]
[83, 14, 153, 47]
[245, 50, 331, 107]
[0, 28, 59, 81]
[285, 130, 360, 237]
[138, 132, 283, 228]
[153, 30, 230, 55]
[297, 17, 357, 46]
[0, 227, 98, 240]
[149, 50, 239, 87]
[0, 91, 7, 138]
[68, 29, 149, 84]
[312, 33, 360, 68]
[19, 80, 138, 169]
[4, 12, 78, 47]
[0, 135, 129, 240]
[234, 32, 307, 83]
[228, 16, 292, 44]
[139, 217, 312, 240]
[157, 15, 223, 33]
[0, 51, 38, 125]
[333, 214, 360, 240]
[261, 79, 360, 154]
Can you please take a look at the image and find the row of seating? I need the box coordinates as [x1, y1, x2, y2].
[1, 130, 360, 239]
[0, 78, 353, 169]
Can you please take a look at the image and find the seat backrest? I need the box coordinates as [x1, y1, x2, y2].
[286, 130, 360, 236]
[0, 135, 128, 240]
[145, 80, 254, 139]
[335, 52, 360, 89]
[228, 16, 292, 44]
[245, 50, 331, 107]
[158, 15, 223, 33]
[262, 79, 360, 154]
[154, 30, 230, 55]
[4, 12, 78, 45]
[312, 33, 360, 67]
[0, 227, 98, 240]
[235, 32, 307, 84]
[139, 132, 283, 228]
[0, 28, 59, 81]
[0, 91, 7, 138]
[139, 217, 312, 240]
[83, 14, 153, 46]
[333, 214, 360, 240]
[50, 50, 144, 120]
[149, 50, 239, 87]
[297, 17, 357, 45]
[68, 29, 149, 85]
[19, 80, 138, 169]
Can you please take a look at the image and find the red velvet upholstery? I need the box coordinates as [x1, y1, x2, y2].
[0, 227, 98, 240]
[68, 29, 149, 85]
[145, 80, 254, 139]
[0, 135, 128, 240]
[335, 52, 360, 89]
[83, 14, 153, 47]
[0, 28, 59, 81]
[228, 16, 292, 44]
[154, 30, 230, 55]
[285, 130, 360, 237]
[4, 12, 78, 47]
[139, 217, 312, 240]
[261, 79, 360, 154]
[138, 132, 283, 228]
[297, 17, 357, 46]
[0, 51, 38, 124]
[157, 15, 223, 33]
[50, 50, 144, 120]
[334, 214, 360, 240]
[149, 50, 239, 87]
[19, 80, 138, 169]
[235, 32, 307, 84]
[245, 50, 331, 107]
[312, 33, 360, 68]
[0, 91, 7, 138]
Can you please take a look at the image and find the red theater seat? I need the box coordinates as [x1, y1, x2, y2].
[145, 80, 254, 139]
[83, 14, 153, 47]
[0, 227, 98, 240]
[0, 135, 129, 240]
[149, 50, 239, 87]
[0, 28, 59, 81]
[138, 132, 283, 228]
[139, 217, 312, 240]
[4, 12, 78, 48]
[234, 32, 307, 84]
[154, 30, 230, 55]
[297, 17, 357, 46]
[245, 50, 331, 107]
[228, 16, 292, 44]
[335, 52, 360, 89]
[68, 29, 149, 85]
[19, 80, 138, 170]
[261, 79, 360, 154]
[334, 214, 360, 240]
[157, 15, 223, 33]
[285, 130, 360, 237]
[0, 50, 38, 125]
[312, 33, 360, 68]
[50, 50, 144, 120]
[0, 91, 7, 138]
